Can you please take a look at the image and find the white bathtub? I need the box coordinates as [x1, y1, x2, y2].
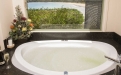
[12, 40, 118, 75]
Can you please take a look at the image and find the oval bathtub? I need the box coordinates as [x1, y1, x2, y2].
[12, 40, 118, 75]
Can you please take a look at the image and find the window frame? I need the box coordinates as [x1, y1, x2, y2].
[26, 0, 109, 32]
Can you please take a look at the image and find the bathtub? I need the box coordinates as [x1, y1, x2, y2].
[12, 40, 118, 75]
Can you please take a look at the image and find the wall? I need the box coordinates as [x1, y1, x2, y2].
[106, 0, 121, 35]
[112, 0, 121, 35]
[0, 0, 14, 50]
[0, 0, 121, 50]
[0, 0, 27, 50]
[0, 23, 4, 50]
[11, 0, 121, 36]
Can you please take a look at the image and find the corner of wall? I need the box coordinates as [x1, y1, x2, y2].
[0, 23, 5, 50]
[12, 0, 28, 17]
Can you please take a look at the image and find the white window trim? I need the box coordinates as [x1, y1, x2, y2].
[101, 0, 110, 32]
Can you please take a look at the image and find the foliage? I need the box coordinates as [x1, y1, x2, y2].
[28, 8, 84, 29]
[9, 6, 34, 40]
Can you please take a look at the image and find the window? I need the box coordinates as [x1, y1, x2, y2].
[27, 0, 102, 29]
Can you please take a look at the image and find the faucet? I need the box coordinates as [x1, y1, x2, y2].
[105, 55, 121, 75]
[64, 71, 68, 75]
[62, 40, 68, 41]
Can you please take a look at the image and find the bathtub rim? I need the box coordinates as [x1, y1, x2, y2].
[12, 40, 118, 75]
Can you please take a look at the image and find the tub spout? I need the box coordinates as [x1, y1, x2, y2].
[64, 71, 68, 75]
[105, 55, 120, 63]
[62, 40, 68, 41]
[105, 55, 121, 67]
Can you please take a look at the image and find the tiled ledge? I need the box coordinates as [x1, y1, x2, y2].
[30, 32, 114, 40]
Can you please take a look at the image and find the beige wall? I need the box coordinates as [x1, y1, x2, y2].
[0, 0, 14, 50]
[0, 0, 27, 50]
[106, 0, 121, 35]
[0, 23, 4, 50]
[0, 0, 121, 50]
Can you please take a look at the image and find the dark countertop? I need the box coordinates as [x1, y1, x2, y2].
[0, 45, 31, 75]
[0, 32, 121, 75]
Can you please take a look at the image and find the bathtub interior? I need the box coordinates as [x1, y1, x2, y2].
[12, 40, 118, 75]
[22, 45, 107, 72]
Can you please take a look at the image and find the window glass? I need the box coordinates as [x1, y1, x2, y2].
[27, 0, 102, 29]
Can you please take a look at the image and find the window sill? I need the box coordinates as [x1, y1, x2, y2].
[31, 29, 102, 33]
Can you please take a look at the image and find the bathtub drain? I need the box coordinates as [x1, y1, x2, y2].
[64, 71, 68, 75]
